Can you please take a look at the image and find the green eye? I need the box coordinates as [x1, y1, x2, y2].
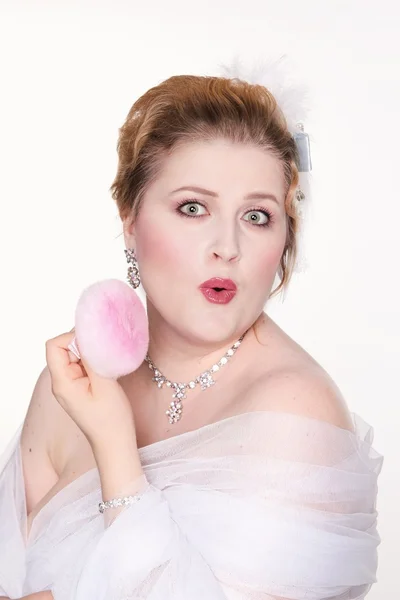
[243, 209, 272, 227]
[178, 202, 206, 217]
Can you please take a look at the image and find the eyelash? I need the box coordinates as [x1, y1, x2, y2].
[175, 199, 274, 228]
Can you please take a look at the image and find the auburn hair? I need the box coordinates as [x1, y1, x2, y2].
[110, 74, 301, 298]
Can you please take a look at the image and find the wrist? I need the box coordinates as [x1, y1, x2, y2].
[90, 424, 138, 460]
[92, 434, 144, 502]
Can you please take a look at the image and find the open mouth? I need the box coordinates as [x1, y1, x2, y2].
[200, 286, 236, 304]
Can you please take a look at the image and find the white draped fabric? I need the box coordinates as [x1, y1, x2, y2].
[0, 410, 383, 599]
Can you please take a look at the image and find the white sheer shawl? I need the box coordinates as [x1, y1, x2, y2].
[0, 410, 383, 600]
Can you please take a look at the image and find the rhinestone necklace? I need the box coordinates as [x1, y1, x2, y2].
[144, 328, 250, 424]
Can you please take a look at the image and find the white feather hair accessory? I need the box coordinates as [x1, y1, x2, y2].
[218, 54, 313, 275]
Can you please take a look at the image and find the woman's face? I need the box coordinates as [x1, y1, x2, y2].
[124, 138, 288, 342]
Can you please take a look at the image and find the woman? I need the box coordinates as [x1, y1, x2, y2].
[0, 70, 383, 599]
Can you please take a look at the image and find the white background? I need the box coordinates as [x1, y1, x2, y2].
[0, 1, 398, 597]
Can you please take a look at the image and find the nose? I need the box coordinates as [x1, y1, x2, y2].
[212, 248, 240, 262]
[211, 227, 241, 263]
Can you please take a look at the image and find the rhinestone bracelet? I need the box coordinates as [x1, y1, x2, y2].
[99, 493, 142, 513]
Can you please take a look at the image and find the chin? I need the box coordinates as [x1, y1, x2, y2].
[182, 316, 245, 343]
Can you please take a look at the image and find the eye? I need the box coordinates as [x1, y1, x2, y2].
[243, 209, 273, 227]
[176, 200, 207, 217]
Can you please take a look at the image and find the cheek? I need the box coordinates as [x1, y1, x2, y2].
[253, 235, 286, 278]
[265, 243, 284, 266]
[135, 217, 189, 271]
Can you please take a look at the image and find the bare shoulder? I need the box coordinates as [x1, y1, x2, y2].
[246, 316, 353, 431]
[248, 364, 353, 431]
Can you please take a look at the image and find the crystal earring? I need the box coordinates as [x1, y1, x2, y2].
[124, 248, 141, 289]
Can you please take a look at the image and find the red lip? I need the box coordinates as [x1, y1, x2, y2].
[200, 288, 236, 304]
[199, 277, 237, 291]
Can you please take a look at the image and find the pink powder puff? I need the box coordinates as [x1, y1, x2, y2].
[69, 279, 149, 379]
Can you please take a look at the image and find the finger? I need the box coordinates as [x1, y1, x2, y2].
[45, 331, 78, 383]
[79, 356, 118, 394]
[68, 350, 81, 363]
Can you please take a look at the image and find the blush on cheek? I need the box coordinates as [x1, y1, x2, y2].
[136, 220, 183, 270]
[257, 242, 285, 279]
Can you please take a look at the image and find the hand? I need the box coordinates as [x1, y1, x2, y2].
[45, 329, 136, 451]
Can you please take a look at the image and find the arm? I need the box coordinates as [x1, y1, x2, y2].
[0, 593, 54, 600]
[23, 594, 54, 600]
[0, 366, 71, 600]
[91, 426, 146, 526]
[20, 367, 63, 520]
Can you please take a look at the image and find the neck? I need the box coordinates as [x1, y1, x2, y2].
[135, 304, 265, 387]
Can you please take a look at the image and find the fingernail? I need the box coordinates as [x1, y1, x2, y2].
[68, 337, 81, 359]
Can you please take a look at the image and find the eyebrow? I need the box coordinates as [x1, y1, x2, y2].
[169, 185, 279, 205]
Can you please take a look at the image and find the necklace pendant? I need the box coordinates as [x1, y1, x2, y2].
[166, 400, 183, 424]
[165, 383, 187, 425]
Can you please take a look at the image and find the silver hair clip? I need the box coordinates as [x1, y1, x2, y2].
[293, 122, 312, 173]
[293, 122, 311, 203]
